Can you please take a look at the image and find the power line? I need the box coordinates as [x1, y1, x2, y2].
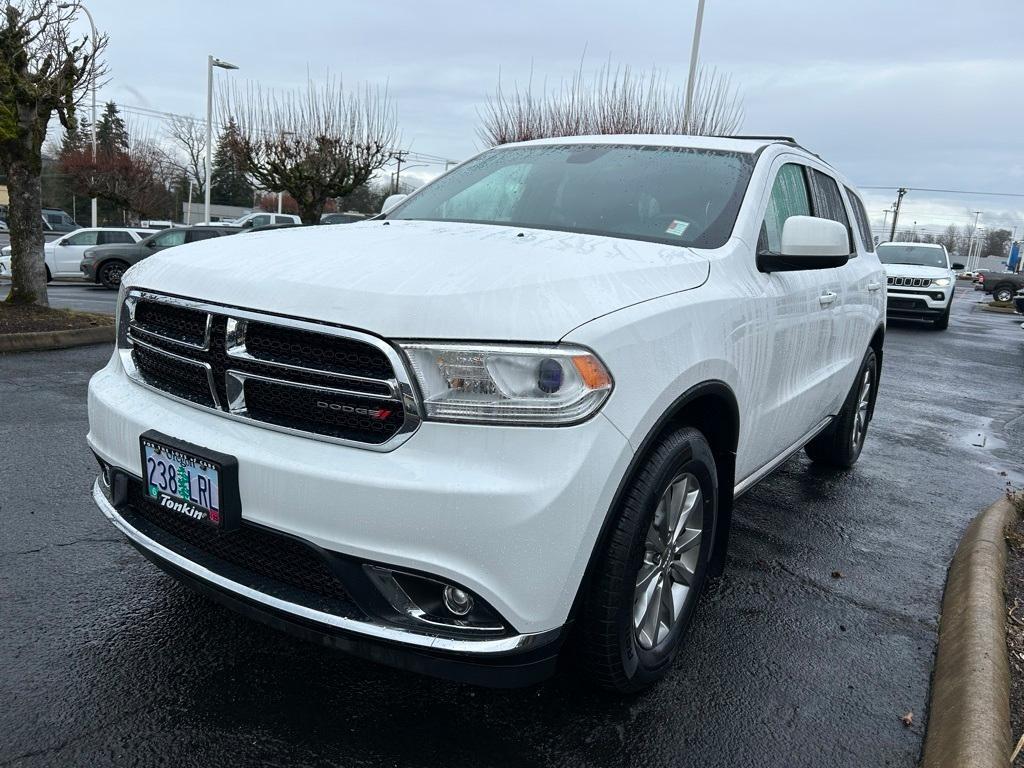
[860, 185, 1024, 198]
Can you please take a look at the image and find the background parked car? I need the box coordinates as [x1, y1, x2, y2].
[42, 208, 79, 233]
[0, 219, 7, 232]
[1014, 289, 1024, 316]
[0, 227, 157, 282]
[320, 212, 367, 225]
[212, 212, 301, 228]
[81, 226, 238, 289]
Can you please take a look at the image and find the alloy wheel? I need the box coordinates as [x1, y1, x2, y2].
[633, 472, 703, 650]
[851, 366, 873, 451]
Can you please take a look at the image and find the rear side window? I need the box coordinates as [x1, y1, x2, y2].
[188, 229, 221, 242]
[759, 163, 811, 253]
[273, 215, 295, 224]
[99, 231, 133, 245]
[64, 230, 99, 246]
[807, 169, 852, 254]
[844, 187, 874, 252]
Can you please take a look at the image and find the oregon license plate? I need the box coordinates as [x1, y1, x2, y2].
[141, 436, 225, 526]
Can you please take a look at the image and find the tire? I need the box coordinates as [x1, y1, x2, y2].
[805, 348, 877, 468]
[45, 265, 52, 283]
[579, 427, 717, 692]
[933, 298, 951, 330]
[993, 285, 1015, 303]
[98, 260, 129, 290]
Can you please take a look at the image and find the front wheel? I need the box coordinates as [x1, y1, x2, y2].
[98, 260, 129, 290]
[579, 427, 717, 692]
[933, 298, 951, 330]
[805, 348, 877, 468]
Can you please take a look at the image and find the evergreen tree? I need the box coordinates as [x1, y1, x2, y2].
[210, 118, 252, 206]
[95, 102, 128, 155]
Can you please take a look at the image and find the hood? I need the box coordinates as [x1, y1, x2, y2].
[882, 263, 949, 279]
[125, 220, 710, 340]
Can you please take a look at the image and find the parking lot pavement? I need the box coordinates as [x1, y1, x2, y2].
[0, 282, 116, 314]
[1, 286, 1021, 768]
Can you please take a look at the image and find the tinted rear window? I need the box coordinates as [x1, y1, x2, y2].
[389, 144, 756, 249]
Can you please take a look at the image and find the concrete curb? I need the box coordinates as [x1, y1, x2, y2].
[0, 325, 114, 353]
[922, 497, 1020, 768]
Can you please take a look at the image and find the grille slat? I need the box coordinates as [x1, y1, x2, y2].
[125, 479, 363, 616]
[125, 296, 408, 446]
[887, 276, 932, 288]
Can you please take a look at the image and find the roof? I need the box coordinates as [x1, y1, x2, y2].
[504, 134, 799, 153]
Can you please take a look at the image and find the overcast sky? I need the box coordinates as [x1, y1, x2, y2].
[79, 0, 1023, 241]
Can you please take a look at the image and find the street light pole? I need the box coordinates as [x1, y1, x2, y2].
[205, 55, 239, 225]
[967, 210, 982, 272]
[60, 3, 97, 226]
[683, 0, 707, 133]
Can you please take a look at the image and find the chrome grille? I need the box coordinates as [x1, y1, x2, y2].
[887, 276, 932, 288]
[119, 291, 421, 450]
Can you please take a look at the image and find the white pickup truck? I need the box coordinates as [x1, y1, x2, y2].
[87, 135, 885, 691]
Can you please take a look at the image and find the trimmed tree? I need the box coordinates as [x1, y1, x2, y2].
[478, 61, 743, 146]
[222, 79, 397, 224]
[0, 1, 104, 305]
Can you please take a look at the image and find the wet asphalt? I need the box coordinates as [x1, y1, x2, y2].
[0, 283, 117, 315]
[2, 285, 1022, 768]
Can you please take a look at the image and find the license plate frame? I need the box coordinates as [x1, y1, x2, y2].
[139, 430, 241, 530]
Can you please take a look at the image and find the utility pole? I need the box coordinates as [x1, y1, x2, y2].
[391, 150, 409, 194]
[889, 187, 908, 242]
[880, 208, 891, 241]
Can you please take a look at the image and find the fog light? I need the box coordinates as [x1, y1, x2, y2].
[443, 585, 474, 616]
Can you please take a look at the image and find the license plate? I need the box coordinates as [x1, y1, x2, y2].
[139, 432, 240, 529]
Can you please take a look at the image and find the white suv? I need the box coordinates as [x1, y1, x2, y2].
[87, 135, 885, 691]
[877, 241, 963, 329]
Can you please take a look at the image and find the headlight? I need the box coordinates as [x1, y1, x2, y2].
[399, 342, 613, 425]
[932, 278, 951, 287]
[114, 283, 129, 347]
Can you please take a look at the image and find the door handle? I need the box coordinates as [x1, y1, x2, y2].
[867, 282, 881, 292]
[818, 291, 838, 307]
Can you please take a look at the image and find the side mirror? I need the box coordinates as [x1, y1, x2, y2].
[951, 262, 965, 270]
[758, 216, 850, 273]
[381, 194, 407, 213]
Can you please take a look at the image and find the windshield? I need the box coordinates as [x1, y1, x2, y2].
[389, 144, 756, 248]
[877, 244, 948, 268]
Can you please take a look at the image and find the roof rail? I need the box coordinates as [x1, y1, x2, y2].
[712, 134, 798, 143]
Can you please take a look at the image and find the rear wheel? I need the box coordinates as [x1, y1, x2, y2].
[580, 427, 717, 692]
[994, 285, 1015, 303]
[805, 348, 877, 468]
[44, 265, 52, 283]
[98, 260, 129, 290]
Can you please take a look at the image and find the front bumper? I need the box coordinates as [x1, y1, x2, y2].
[87, 352, 633, 681]
[81, 260, 97, 281]
[886, 287, 952, 319]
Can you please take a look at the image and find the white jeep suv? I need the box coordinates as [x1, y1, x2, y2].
[87, 135, 885, 691]
[877, 241, 964, 329]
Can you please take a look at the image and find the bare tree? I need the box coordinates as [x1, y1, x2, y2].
[164, 114, 205, 197]
[477, 61, 744, 146]
[0, 0, 106, 306]
[222, 78, 398, 224]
